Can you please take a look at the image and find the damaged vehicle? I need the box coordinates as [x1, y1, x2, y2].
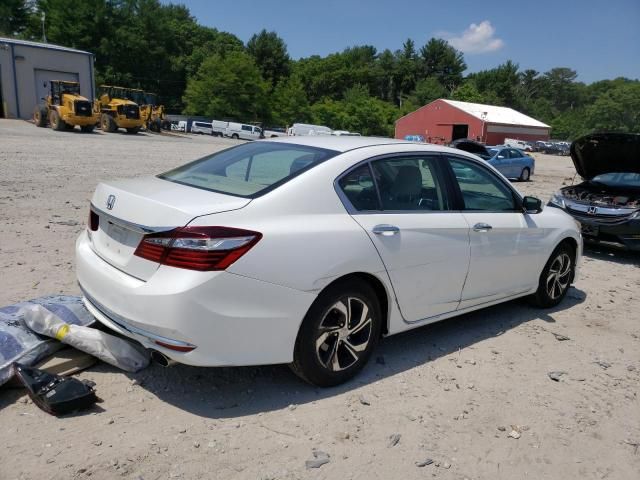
[548, 133, 640, 251]
[76, 137, 580, 387]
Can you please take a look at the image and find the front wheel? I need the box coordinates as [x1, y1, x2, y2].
[529, 243, 575, 308]
[291, 280, 381, 387]
[519, 167, 531, 181]
[232, 133, 239, 140]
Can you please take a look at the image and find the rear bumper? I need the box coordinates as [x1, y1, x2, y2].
[115, 117, 144, 129]
[62, 113, 99, 126]
[75, 230, 316, 366]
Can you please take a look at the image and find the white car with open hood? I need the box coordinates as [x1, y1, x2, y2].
[76, 137, 582, 386]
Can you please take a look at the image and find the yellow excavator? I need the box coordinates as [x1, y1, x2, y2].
[33, 80, 99, 132]
[94, 85, 144, 134]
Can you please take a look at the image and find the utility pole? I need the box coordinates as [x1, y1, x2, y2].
[41, 12, 47, 43]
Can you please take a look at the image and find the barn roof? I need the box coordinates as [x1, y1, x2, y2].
[442, 99, 550, 128]
[0, 36, 91, 56]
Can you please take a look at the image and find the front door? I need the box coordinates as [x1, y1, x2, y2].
[445, 156, 546, 308]
[338, 155, 470, 322]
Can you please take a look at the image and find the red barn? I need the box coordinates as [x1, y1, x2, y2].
[395, 99, 550, 145]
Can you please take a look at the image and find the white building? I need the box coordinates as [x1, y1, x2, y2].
[0, 37, 94, 119]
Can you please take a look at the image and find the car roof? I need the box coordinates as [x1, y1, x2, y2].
[263, 135, 446, 153]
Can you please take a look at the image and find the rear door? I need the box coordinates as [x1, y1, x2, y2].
[339, 154, 470, 322]
[444, 155, 545, 308]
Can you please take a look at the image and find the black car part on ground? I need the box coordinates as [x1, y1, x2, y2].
[12, 363, 98, 416]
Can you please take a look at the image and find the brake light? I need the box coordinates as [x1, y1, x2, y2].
[89, 209, 99, 231]
[134, 226, 262, 271]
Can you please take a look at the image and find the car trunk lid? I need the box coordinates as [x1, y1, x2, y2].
[570, 133, 640, 179]
[89, 176, 251, 280]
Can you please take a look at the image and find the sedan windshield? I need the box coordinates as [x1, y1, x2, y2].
[591, 172, 640, 188]
[159, 142, 338, 197]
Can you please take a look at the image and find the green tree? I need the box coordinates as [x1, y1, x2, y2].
[0, 0, 31, 36]
[270, 75, 310, 126]
[183, 51, 269, 121]
[407, 77, 447, 107]
[246, 29, 291, 88]
[419, 38, 466, 91]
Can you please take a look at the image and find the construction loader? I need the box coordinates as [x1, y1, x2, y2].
[33, 80, 98, 132]
[133, 91, 167, 132]
[94, 85, 144, 134]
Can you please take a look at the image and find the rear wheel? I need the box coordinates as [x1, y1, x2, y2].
[519, 167, 531, 182]
[529, 243, 575, 308]
[101, 114, 116, 133]
[49, 110, 66, 131]
[291, 279, 382, 387]
[126, 127, 140, 134]
[80, 125, 95, 133]
[33, 106, 48, 127]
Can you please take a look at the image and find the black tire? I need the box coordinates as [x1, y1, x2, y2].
[101, 114, 116, 133]
[126, 127, 140, 134]
[49, 110, 66, 131]
[150, 119, 161, 132]
[81, 125, 95, 133]
[232, 133, 239, 140]
[529, 243, 575, 308]
[290, 279, 382, 387]
[33, 106, 48, 127]
[519, 167, 531, 182]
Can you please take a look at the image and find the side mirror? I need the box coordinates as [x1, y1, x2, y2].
[522, 196, 542, 213]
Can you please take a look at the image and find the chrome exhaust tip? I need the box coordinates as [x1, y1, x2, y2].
[150, 350, 177, 367]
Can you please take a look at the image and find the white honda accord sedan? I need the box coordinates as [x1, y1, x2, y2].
[76, 136, 581, 386]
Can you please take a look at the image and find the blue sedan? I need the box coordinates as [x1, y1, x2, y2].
[484, 147, 535, 181]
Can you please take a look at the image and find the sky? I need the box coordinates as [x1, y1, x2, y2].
[173, 0, 640, 83]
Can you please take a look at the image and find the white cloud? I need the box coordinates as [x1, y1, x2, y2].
[440, 21, 504, 54]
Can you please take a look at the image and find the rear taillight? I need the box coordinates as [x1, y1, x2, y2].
[89, 209, 99, 231]
[134, 226, 262, 271]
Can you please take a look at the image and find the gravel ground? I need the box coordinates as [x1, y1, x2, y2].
[1, 119, 639, 480]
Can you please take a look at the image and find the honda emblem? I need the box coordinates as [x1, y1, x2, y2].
[587, 206, 598, 215]
[106, 194, 116, 210]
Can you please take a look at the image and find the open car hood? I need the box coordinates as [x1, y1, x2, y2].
[451, 139, 490, 157]
[570, 133, 640, 179]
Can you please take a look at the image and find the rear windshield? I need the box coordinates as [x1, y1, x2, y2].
[159, 142, 338, 198]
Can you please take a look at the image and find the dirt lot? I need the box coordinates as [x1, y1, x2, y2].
[1, 119, 639, 480]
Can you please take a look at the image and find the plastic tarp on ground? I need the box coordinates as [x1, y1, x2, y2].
[0, 295, 94, 386]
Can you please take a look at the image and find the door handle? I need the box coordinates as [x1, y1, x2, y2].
[473, 223, 493, 232]
[372, 224, 400, 235]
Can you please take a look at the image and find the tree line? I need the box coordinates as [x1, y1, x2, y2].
[2, 0, 638, 138]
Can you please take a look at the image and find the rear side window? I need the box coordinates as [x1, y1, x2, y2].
[160, 142, 338, 198]
[372, 157, 448, 211]
[338, 156, 449, 212]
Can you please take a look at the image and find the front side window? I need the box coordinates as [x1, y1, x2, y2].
[509, 149, 522, 158]
[241, 125, 252, 131]
[448, 157, 517, 211]
[160, 142, 337, 197]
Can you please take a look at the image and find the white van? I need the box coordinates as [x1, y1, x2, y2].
[504, 138, 533, 151]
[225, 122, 262, 141]
[191, 121, 213, 135]
[287, 123, 333, 136]
[211, 120, 228, 137]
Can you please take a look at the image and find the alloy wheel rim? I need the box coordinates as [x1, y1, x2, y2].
[546, 253, 571, 299]
[315, 297, 373, 372]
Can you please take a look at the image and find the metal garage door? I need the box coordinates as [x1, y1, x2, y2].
[34, 69, 79, 103]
